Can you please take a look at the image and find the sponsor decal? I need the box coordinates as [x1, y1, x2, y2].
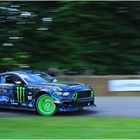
[108, 80, 140, 91]
[28, 92, 32, 95]
[27, 96, 32, 101]
[28, 86, 41, 89]
[28, 99, 35, 107]
[0, 89, 8, 94]
[0, 96, 9, 102]
[22, 103, 27, 106]
[10, 97, 15, 103]
[11, 102, 18, 105]
[16, 87, 25, 103]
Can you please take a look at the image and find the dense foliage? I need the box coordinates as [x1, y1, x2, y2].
[0, 1, 140, 75]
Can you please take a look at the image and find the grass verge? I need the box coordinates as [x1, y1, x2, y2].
[0, 117, 140, 139]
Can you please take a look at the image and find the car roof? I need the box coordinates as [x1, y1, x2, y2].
[0, 70, 42, 76]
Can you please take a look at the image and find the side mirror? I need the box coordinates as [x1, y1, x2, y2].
[15, 81, 22, 85]
[53, 79, 58, 83]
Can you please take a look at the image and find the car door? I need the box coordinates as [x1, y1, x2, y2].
[0, 74, 14, 106]
[8, 74, 28, 106]
[0, 74, 28, 107]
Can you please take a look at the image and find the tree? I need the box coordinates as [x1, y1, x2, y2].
[0, 1, 140, 74]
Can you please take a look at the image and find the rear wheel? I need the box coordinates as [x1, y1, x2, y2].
[36, 94, 56, 116]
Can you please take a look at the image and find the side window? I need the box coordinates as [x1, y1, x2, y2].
[5, 76, 15, 84]
[0, 74, 25, 85]
[10, 75, 25, 85]
[11, 75, 24, 84]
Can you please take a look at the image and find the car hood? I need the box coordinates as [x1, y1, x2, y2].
[34, 82, 91, 92]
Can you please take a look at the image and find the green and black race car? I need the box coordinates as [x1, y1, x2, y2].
[0, 70, 95, 116]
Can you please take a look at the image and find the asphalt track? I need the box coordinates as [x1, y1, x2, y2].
[0, 97, 140, 117]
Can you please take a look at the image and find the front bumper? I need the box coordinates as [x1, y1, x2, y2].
[56, 97, 95, 112]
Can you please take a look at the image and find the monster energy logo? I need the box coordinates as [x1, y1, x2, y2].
[16, 87, 25, 103]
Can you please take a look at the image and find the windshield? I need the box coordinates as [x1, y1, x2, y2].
[20, 72, 57, 85]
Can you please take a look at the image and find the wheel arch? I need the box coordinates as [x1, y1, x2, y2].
[34, 91, 51, 100]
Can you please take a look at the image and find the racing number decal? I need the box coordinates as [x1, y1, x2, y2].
[16, 87, 25, 103]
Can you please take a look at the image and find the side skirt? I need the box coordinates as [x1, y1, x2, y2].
[0, 105, 36, 111]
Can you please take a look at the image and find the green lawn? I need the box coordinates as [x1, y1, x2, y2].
[0, 117, 140, 139]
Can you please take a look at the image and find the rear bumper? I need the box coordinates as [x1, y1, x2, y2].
[57, 97, 95, 112]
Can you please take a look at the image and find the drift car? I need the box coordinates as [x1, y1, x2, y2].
[0, 70, 95, 116]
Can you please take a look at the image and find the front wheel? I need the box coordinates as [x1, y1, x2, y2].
[36, 94, 56, 116]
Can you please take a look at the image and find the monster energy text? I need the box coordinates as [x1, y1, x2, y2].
[16, 87, 25, 103]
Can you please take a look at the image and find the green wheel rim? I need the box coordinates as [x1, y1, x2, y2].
[36, 94, 56, 116]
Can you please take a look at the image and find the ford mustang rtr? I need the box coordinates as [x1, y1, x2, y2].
[0, 70, 95, 116]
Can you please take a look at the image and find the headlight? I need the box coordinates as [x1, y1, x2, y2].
[54, 91, 70, 96]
